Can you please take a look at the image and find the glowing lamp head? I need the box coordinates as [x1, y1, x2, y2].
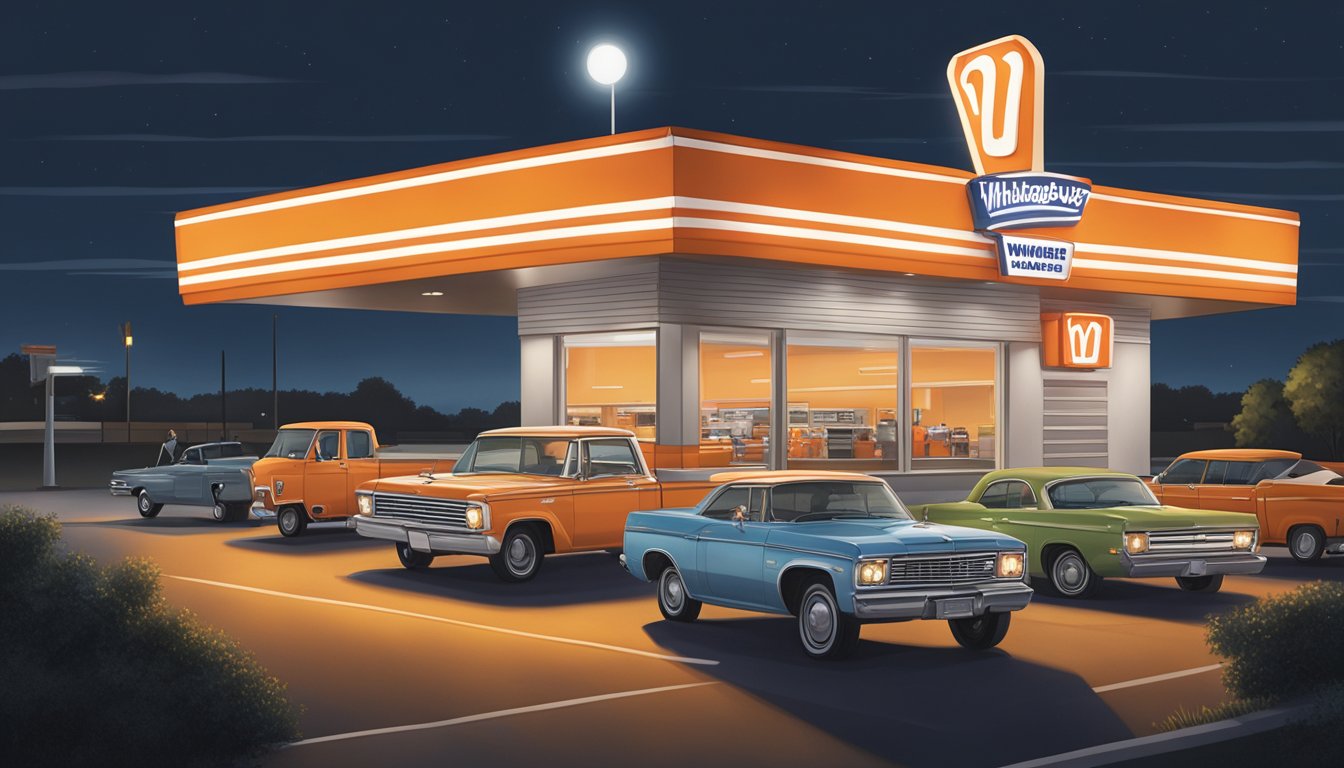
[586, 44, 627, 86]
[856, 559, 888, 586]
[1233, 530, 1256, 550]
[1124, 532, 1150, 555]
[465, 505, 485, 530]
[996, 551, 1026, 579]
[356, 493, 373, 516]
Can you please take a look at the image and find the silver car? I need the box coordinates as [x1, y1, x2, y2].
[110, 442, 258, 522]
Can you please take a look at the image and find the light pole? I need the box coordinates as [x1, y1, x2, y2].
[120, 321, 132, 442]
[586, 44, 627, 134]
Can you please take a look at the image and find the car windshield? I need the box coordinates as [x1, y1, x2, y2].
[265, 429, 315, 459]
[770, 481, 912, 522]
[1047, 477, 1158, 509]
[453, 436, 573, 476]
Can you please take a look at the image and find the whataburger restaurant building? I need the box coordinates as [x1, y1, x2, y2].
[172, 36, 1299, 500]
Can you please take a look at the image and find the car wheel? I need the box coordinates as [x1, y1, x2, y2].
[136, 490, 162, 518]
[656, 564, 702, 622]
[949, 612, 1012, 650]
[489, 526, 544, 582]
[278, 506, 307, 538]
[1176, 574, 1224, 593]
[1288, 525, 1326, 563]
[396, 542, 435, 570]
[798, 582, 861, 660]
[1049, 549, 1099, 598]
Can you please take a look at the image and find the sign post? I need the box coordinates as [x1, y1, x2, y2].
[22, 344, 85, 489]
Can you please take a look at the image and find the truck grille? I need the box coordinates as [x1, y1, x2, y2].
[1146, 529, 1239, 554]
[888, 552, 998, 586]
[372, 493, 470, 528]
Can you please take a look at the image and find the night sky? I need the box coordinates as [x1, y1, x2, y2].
[2, 2, 1340, 412]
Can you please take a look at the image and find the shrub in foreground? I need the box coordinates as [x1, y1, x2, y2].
[0, 506, 300, 767]
[1208, 581, 1344, 702]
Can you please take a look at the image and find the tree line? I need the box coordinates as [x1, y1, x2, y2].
[0, 353, 518, 443]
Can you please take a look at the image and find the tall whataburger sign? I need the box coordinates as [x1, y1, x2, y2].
[949, 35, 1090, 280]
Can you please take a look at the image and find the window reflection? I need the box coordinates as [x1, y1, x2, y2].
[563, 331, 656, 446]
[700, 331, 772, 467]
[786, 333, 900, 470]
[911, 343, 997, 470]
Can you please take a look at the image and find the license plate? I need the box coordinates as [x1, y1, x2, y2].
[935, 597, 976, 619]
[408, 531, 431, 552]
[1186, 560, 1207, 577]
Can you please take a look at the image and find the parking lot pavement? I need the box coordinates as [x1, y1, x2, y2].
[7, 489, 1341, 768]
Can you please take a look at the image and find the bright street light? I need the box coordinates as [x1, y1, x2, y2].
[586, 43, 627, 134]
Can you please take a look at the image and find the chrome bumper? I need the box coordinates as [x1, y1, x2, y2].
[109, 481, 132, 496]
[852, 581, 1033, 622]
[1121, 551, 1266, 578]
[353, 515, 501, 556]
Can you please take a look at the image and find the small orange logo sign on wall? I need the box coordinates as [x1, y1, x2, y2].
[947, 35, 1045, 175]
[1042, 313, 1114, 369]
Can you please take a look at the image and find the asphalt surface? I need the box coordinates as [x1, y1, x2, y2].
[7, 489, 1341, 768]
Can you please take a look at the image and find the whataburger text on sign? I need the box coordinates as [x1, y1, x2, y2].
[995, 233, 1074, 280]
[948, 35, 1089, 281]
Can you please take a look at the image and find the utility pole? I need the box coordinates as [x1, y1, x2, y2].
[220, 349, 227, 441]
[272, 314, 278, 431]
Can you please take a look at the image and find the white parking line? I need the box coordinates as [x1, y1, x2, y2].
[165, 575, 719, 666]
[1091, 663, 1223, 694]
[285, 682, 719, 748]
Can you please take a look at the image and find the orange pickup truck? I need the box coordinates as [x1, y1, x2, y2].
[250, 421, 459, 537]
[351, 426, 719, 581]
[1150, 449, 1344, 562]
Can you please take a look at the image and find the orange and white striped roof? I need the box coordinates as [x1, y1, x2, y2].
[174, 126, 1298, 308]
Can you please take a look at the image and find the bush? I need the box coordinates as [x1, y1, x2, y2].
[0, 506, 300, 767]
[1208, 581, 1344, 702]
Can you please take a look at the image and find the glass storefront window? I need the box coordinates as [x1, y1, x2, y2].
[563, 331, 657, 446]
[786, 333, 900, 470]
[700, 330, 772, 467]
[910, 342, 998, 470]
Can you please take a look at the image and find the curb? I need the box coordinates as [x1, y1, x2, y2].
[999, 704, 1306, 768]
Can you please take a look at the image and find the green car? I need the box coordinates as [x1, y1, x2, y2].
[914, 468, 1265, 598]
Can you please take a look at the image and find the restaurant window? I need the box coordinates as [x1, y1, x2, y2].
[785, 333, 900, 470]
[910, 342, 998, 470]
[563, 331, 657, 447]
[700, 330, 772, 467]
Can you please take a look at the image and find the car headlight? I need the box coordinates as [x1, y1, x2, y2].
[996, 552, 1025, 579]
[1233, 530, 1256, 550]
[465, 505, 485, 530]
[856, 559, 888, 586]
[356, 493, 373, 516]
[1123, 532, 1150, 555]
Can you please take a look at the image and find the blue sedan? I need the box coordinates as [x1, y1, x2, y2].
[622, 471, 1033, 659]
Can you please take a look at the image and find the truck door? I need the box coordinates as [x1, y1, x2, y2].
[305, 430, 347, 519]
[1195, 460, 1258, 514]
[572, 438, 659, 549]
[1154, 458, 1206, 509]
[345, 429, 381, 504]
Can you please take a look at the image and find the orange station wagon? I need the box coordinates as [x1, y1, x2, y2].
[352, 426, 718, 581]
[1150, 449, 1344, 562]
